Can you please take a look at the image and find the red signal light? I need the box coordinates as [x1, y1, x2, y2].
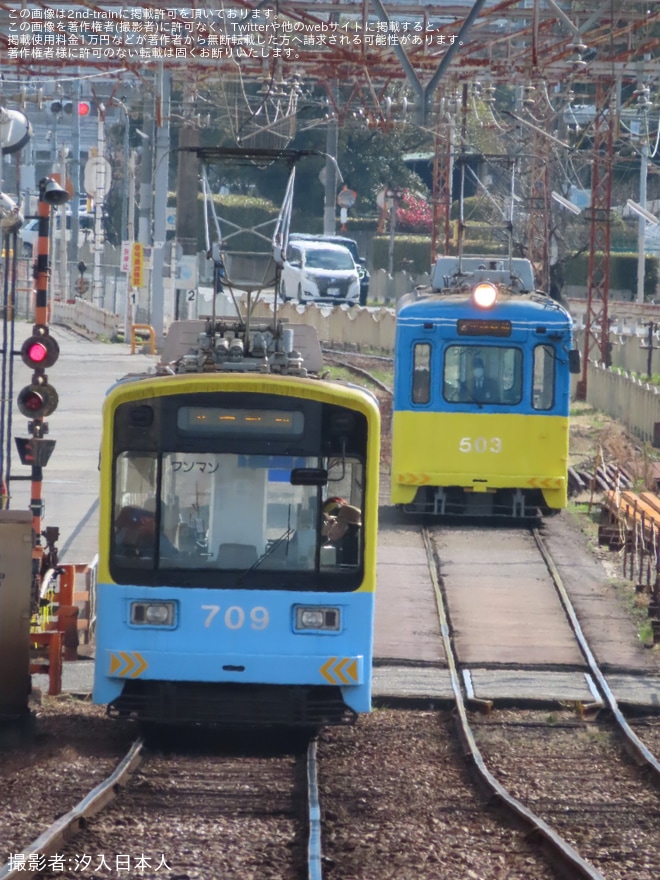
[17, 384, 59, 419]
[78, 101, 91, 116]
[25, 341, 48, 364]
[21, 331, 59, 369]
[20, 389, 45, 412]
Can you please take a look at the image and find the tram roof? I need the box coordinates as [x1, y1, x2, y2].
[396, 291, 573, 329]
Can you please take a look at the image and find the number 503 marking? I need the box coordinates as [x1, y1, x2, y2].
[202, 605, 270, 630]
[459, 436, 502, 453]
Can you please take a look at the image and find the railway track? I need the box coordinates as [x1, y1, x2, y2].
[321, 350, 393, 395]
[425, 522, 660, 879]
[1, 734, 324, 880]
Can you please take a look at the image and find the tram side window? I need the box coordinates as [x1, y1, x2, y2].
[532, 344, 555, 411]
[113, 452, 159, 564]
[412, 342, 431, 404]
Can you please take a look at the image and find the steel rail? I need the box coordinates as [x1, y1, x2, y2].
[0, 738, 145, 880]
[307, 738, 323, 880]
[322, 353, 393, 395]
[422, 527, 606, 880]
[533, 527, 660, 783]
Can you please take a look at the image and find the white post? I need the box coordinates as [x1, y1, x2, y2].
[636, 136, 648, 304]
[151, 66, 170, 348]
[92, 110, 106, 306]
[58, 143, 68, 301]
[124, 150, 136, 342]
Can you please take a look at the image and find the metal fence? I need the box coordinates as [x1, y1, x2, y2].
[13, 256, 129, 322]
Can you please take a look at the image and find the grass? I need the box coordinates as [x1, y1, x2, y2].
[570, 402, 607, 428]
[570, 403, 598, 417]
[324, 362, 393, 393]
[611, 366, 660, 386]
[365, 365, 394, 387]
[610, 577, 656, 648]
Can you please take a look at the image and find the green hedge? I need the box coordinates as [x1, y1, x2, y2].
[371, 235, 433, 274]
[167, 194, 281, 252]
[370, 235, 508, 275]
[170, 193, 380, 251]
[564, 252, 659, 298]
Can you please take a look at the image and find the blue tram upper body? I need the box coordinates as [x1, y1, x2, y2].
[93, 321, 380, 728]
[391, 257, 579, 516]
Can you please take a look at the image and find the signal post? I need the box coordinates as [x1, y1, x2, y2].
[13, 178, 69, 627]
[16, 179, 68, 545]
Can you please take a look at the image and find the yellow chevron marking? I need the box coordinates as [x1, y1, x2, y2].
[399, 473, 431, 486]
[110, 651, 149, 678]
[334, 658, 350, 684]
[118, 651, 134, 677]
[345, 659, 358, 683]
[320, 657, 338, 684]
[528, 477, 562, 489]
[320, 657, 358, 685]
[130, 653, 148, 678]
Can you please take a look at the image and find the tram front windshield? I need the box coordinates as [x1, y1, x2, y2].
[111, 450, 364, 580]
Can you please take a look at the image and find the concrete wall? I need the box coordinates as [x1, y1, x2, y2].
[51, 298, 121, 339]
[249, 299, 397, 352]
[585, 359, 660, 445]
[48, 295, 400, 353]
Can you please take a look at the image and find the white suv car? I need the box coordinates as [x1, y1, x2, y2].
[280, 241, 361, 306]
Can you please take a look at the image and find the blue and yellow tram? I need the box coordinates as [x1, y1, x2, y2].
[390, 257, 580, 517]
[93, 321, 380, 727]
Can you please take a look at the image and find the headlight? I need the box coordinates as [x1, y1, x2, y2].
[302, 272, 319, 294]
[295, 605, 341, 632]
[131, 601, 176, 626]
[473, 282, 498, 308]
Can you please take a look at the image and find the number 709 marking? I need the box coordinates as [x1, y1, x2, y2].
[459, 437, 502, 453]
[202, 605, 270, 629]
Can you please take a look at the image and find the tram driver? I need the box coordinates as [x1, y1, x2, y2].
[114, 501, 177, 560]
[459, 357, 500, 404]
[322, 497, 362, 566]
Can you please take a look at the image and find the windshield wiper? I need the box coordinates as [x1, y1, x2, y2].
[235, 504, 296, 582]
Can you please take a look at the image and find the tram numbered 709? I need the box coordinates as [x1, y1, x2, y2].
[93, 363, 380, 730]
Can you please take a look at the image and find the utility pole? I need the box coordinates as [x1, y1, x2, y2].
[151, 65, 170, 349]
[137, 89, 154, 324]
[634, 76, 653, 304]
[90, 107, 108, 307]
[641, 321, 659, 381]
[323, 83, 338, 236]
[174, 82, 200, 321]
[124, 150, 137, 343]
[68, 74, 82, 279]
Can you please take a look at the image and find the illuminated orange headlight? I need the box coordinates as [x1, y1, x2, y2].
[473, 282, 498, 308]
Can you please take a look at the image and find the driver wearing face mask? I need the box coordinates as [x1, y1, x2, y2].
[460, 357, 499, 402]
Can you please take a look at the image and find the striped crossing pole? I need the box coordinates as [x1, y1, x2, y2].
[15, 177, 69, 552]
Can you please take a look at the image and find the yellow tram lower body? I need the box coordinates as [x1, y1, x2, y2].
[390, 411, 569, 512]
